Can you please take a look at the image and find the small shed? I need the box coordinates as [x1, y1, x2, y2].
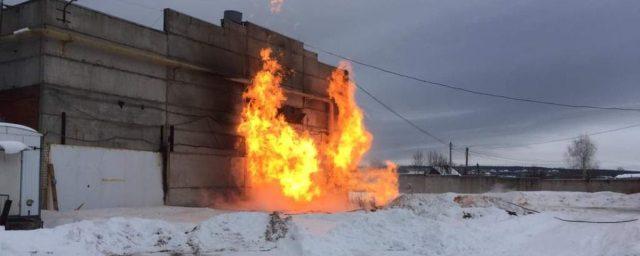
[0, 122, 42, 217]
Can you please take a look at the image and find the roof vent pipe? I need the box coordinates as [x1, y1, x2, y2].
[224, 10, 243, 24]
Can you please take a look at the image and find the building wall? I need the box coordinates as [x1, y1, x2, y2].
[162, 10, 335, 206]
[0, 0, 337, 208]
[400, 175, 640, 194]
[39, 0, 167, 151]
[49, 145, 164, 211]
[0, 124, 42, 216]
[0, 1, 45, 127]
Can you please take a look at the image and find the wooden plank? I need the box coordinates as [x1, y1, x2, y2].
[47, 164, 59, 211]
[0, 199, 12, 226]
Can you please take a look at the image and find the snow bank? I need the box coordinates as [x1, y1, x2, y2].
[0, 141, 28, 154]
[616, 173, 640, 179]
[1, 192, 639, 255]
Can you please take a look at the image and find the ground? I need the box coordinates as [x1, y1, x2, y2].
[1, 192, 639, 256]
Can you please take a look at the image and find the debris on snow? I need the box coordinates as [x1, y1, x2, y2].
[265, 212, 291, 242]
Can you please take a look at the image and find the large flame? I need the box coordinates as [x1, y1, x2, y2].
[325, 62, 373, 187]
[325, 62, 398, 207]
[235, 48, 398, 212]
[237, 49, 320, 202]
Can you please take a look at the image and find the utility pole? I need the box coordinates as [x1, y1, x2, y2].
[449, 141, 453, 167]
[465, 147, 469, 167]
[1, 0, 4, 35]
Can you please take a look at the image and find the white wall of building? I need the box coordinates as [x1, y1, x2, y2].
[49, 145, 164, 211]
[0, 153, 21, 216]
[0, 123, 41, 217]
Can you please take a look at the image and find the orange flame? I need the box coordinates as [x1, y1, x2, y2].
[236, 49, 398, 212]
[326, 62, 398, 206]
[238, 49, 321, 202]
[326, 62, 372, 184]
[270, 0, 284, 13]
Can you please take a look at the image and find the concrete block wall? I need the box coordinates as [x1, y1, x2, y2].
[38, 0, 167, 152]
[0, 0, 338, 208]
[160, 9, 339, 206]
[0, 1, 44, 91]
[400, 175, 640, 194]
[163, 10, 245, 206]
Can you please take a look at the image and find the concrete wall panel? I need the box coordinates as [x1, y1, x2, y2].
[43, 39, 167, 79]
[40, 114, 161, 151]
[400, 175, 640, 194]
[0, 57, 41, 89]
[167, 81, 241, 112]
[166, 107, 239, 135]
[167, 34, 244, 77]
[304, 75, 329, 97]
[45, 0, 166, 54]
[50, 144, 164, 211]
[0, 39, 41, 63]
[304, 58, 334, 80]
[173, 129, 239, 152]
[172, 68, 244, 91]
[245, 22, 303, 56]
[0, 1, 43, 36]
[164, 9, 245, 55]
[168, 153, 232, 188]
[165, 187, 226, 207]
[41, 86, 166, 127]
[43, 56, 166, 102]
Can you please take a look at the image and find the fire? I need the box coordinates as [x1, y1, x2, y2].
[237, 49, 320, 201]
[326, 62, 373, 185]
[236, 48, 398, 212]
[270, 0, 284, 13]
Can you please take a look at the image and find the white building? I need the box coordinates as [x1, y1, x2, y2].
[0, 122, 42, 218]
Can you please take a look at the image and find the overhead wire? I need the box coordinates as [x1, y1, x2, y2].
[355, 83, 449, 145]
[470, 123, 640, 149]
[306, 45, 640, 112]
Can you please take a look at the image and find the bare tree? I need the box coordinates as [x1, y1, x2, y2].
[428, 151, 448, 167]
[412, 150, 425, 166]
[566, 135, 598, 180]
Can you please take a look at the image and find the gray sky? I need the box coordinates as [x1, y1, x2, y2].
[10, 0, 639, 169]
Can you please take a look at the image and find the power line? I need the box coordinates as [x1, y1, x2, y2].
[355, 83, 449, 145]
[469, 149, 565, 165]
[471, 123, 640, 149]
[356, 83, 573, 164]
[306, 45, 640, 113]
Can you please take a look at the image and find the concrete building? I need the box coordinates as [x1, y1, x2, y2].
[0, 0, 336, 210]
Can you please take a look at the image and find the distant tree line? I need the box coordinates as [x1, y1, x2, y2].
[409, 134, 601, 180]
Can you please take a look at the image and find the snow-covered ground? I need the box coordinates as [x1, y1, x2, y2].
[1, 192, 639, 256]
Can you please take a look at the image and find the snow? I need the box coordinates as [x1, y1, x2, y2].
[1, 192, 639, 255]
[0, 141, 29, 154]
[0, 122, 38, 133]
[616, 173, 640, 179]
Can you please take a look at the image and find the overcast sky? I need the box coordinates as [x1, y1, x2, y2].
[9, 0, 639, 169]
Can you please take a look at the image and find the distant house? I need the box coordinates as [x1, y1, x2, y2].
[398, 166, 461, 176]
